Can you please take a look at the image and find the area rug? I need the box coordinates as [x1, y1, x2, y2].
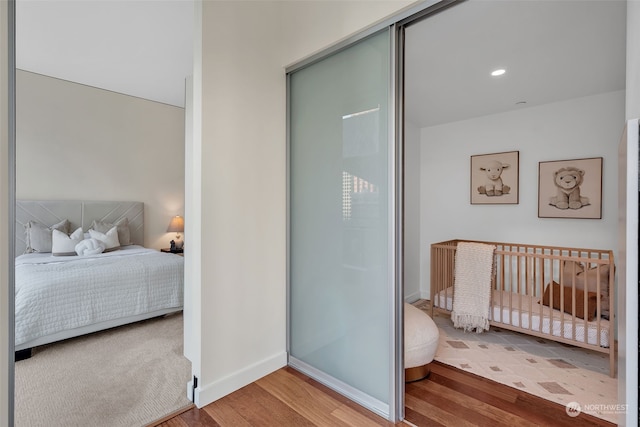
[15, 312, 192, 427]
[414, 300, 618, 424]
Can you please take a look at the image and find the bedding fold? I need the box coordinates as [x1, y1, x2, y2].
[75, 238, 105, 256]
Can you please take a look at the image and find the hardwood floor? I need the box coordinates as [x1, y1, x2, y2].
[405, 362, 614, 427]
[154, 362, 615, 427]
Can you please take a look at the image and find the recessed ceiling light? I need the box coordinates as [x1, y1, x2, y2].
[491, 69, 506, 77]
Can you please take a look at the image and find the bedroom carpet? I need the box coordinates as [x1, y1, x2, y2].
[14, 312, 192, 427]
[414, 300, 619, 424]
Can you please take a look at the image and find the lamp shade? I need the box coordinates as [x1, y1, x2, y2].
[167, 215, 184, 233]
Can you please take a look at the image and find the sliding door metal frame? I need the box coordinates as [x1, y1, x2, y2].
[389, 21, 403, 420]
[7, 0, 16, 425]
[284, 0, 459, 75]
[286, 0, 465, 423]
[392, 21, 404, 421]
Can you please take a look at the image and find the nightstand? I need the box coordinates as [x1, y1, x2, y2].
[161, 248, 184, 256]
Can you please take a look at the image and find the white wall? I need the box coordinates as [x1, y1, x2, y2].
[193, 0, 416, 408]
[194, 1, 287, 405]
[417, 91, 624, 298]
[16, 70, 185, 249]
[627, 0, 640, 120]
[404, 119, 421, 301]
[1, 1, 10, 425]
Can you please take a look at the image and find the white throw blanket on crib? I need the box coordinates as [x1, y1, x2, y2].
[451, 242, 495, 333]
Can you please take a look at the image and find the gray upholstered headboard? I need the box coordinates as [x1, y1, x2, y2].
[16, 200, 144, 256]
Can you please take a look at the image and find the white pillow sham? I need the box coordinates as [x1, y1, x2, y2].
[52, 227, 84, 256]
[89, 226, 120, 252]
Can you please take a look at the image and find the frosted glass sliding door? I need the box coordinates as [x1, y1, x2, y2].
[288, 28, 399, 419]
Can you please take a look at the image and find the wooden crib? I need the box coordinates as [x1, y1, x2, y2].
[430, 239, 615, 377]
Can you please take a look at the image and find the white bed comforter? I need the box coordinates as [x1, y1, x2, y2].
[15, 246, 183, 348]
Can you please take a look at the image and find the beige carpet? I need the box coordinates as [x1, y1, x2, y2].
[414, 300, 619, 424]
[15, 312, 192, 427]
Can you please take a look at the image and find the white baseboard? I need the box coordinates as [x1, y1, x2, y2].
[404, 290, 427, 304]
[193, 351, 287, 408]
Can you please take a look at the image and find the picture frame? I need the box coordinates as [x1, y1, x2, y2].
[538, 157, 603, 219]
[470, 151, 519, 205]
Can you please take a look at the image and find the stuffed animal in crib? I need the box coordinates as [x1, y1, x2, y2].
[549, 167, 590, 209]
[562, 259, 611, 319]
[477, 160, 510, 196]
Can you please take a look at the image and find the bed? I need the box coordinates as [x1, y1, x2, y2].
[430, 239, 615, 377]
[15, 200, 184, 354]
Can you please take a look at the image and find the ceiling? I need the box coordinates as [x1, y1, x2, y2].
[15, 1, 626, 118]
[16, 0, 194, 108]
[404, 0, 627, 128]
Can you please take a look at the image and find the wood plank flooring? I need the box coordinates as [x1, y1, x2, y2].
[154, 362, 615, 427]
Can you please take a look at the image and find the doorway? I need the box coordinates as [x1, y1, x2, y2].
[402, 0, 625, 422]
[10, 1, 192, 425]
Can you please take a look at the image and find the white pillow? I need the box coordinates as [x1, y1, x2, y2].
[89, 226, 120, 251]
[52, 227, 84, 256]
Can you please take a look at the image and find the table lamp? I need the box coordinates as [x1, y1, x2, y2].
[167, 215, 184, 251]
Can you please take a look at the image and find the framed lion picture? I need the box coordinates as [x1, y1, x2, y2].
[538, 157, 603, 219]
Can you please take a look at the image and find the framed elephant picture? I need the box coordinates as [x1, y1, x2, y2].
[538, 157, 603, 219]
[470, 151, 519, 205]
